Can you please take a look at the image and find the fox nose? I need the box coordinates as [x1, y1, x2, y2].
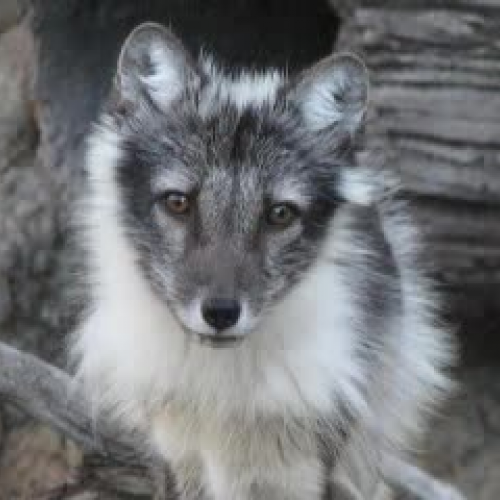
[202, 298, 241, 331]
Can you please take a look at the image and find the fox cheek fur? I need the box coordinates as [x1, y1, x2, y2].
[72, 23, 455, 500]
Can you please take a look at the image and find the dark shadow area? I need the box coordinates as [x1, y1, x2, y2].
[32, 0, 339, 144]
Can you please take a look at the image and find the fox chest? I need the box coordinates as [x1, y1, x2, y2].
[151, 402, 319, 473]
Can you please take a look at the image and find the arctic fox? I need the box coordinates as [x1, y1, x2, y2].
[72, 23, 462, 500]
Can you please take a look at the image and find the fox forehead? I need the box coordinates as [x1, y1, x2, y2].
[116, 95, 342, 209]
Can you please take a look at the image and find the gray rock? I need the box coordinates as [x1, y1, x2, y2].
[0, 25, 35, 174]
[0, 0, 21, 34]
[422, 368, 500, 500]
[0, 423, 82, 498]
[0, 24, 74, 362]
[0, 279, 12, 325]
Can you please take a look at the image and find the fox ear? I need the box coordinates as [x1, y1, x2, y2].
[290, 53, 369, 135]
[115, 23, 199, 108]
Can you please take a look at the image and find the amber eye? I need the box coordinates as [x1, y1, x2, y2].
[266, 203, 299, 227]
[160, 191, 191, 216]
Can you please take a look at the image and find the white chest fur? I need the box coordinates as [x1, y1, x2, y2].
[151, 401, 325, 500]
[74, 199, 452, 499]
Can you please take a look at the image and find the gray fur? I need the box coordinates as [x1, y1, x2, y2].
[72, 24, 459, 500]
[108, 24, 367, 342]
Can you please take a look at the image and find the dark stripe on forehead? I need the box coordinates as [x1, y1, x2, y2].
[230, 106, 261, 162]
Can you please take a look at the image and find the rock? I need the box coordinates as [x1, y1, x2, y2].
[0, 424, 83, 499]
[0, 0, 21, 34]
[0, 278, 12, 325]
[64, 494, 100, 500]
[421, 367, 500, 500]
[0, 23, 76, 362]
[0, 25, 35, 173]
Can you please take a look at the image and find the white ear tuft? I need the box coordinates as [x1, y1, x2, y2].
[116, 23, 198, 108]
[339, 167, 376, 205]
[339, 165, 401, 206]
[292, 53, 369, 134]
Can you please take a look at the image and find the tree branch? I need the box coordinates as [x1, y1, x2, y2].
[0, 341, 134, 457]
[0, 341, 169, 498]
[0, 341, 467, 500]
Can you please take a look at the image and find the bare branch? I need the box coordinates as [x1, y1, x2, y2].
[0, 342, 466, 500]
[0, 341, 138, 458]
[0, 341, 170, 498]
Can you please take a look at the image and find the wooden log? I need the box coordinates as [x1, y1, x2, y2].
[0, 340, 172, 498]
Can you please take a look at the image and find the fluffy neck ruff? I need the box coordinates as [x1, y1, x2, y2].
[73, 154, 368, 428]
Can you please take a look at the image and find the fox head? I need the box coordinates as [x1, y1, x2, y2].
[85, 23, 372, 347]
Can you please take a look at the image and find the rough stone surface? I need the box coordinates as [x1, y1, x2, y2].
[0, 0, 21, 34]
[0, 423, 82, 499]
[420, 368, 500, 500]
[0, 278, 12, 325]
[0, 24, 34, 174]
[0, 23, 76, 364]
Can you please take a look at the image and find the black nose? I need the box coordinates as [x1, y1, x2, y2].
[202, 298, 241, 331]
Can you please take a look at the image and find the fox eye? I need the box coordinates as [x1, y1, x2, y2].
[266, 203, 299, 228]
[158, 191, 191, 216]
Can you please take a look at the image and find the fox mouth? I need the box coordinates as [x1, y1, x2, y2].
[190, 333, 244, 349]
